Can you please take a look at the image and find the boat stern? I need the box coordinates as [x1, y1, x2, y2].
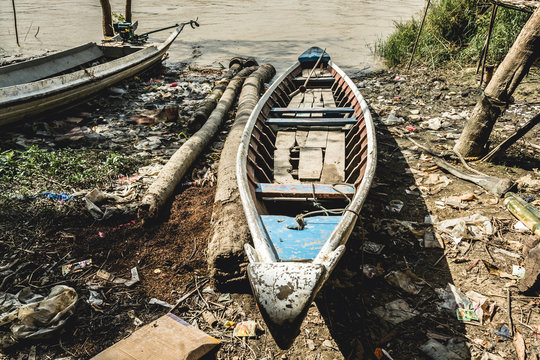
[247, 262, 326, 349]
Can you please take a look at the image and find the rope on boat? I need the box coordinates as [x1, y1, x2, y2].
[288, 183, 358, 230]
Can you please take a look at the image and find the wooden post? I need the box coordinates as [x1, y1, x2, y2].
[11, 0, 19, 46]
[407, 0, 431, 71]
[99, 0, 114, 38]
[454, 7, 540, 158]
[125, 0, 132, 23]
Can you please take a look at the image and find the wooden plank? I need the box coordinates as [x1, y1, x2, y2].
[321, 131, 346, 183]
[305, 129, 328, 148]
[289, 92, 304, 107]
[274, 148, 298, 184]
[255, 183, 354, 199]
[321, 89, 336, 108]
[275, 131, 296, 149]
[299, 147, 323, 180]
[270, 107, 354, 114]
[296, 130, 308, 147]
[312, 89, 324, 117]
[292, 77, 335, 87]
[266, 118, 357, 126]
[298, 90, 314, 118]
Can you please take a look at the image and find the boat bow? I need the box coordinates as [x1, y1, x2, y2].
[247, 262, 326, 349]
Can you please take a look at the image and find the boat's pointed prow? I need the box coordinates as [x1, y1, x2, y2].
[247, 262, 326, 349]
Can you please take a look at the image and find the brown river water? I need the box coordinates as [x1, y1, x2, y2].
[0, 0, 424, 73]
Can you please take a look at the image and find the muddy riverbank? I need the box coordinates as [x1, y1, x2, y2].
[0, 59, 539, 359]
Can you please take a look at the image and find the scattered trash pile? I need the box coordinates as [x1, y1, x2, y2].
[0, 62, 538, 359]
[349, 70, 540, 360]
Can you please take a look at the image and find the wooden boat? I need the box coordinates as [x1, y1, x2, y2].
[236, 47, 377, 349]
[0, 21, 197, 126]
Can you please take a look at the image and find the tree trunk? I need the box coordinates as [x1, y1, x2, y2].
[139, 66, 257, 220]
[207, 64, 276, 290]
[125, 0, 132, 23]
[99, 0, 114, 37]
[454, 7, 540, 157]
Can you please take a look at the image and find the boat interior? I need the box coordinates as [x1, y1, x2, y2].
[245, 52, 370, 261]
[0, 42, 144, 88]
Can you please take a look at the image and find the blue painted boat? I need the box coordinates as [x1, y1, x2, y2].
[236, 47, 377, 349]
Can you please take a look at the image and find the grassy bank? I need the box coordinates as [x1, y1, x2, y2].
[377, 0, 530, 67]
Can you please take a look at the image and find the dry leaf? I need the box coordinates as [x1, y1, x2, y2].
[513, 332, 526, 360]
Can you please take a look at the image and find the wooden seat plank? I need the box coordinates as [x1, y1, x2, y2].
[270, 107, 354, 114]
[266, 118, 357, 126]
[255, 183, 354, 199]
[299, 147, 323, 180]
[321, 131, 346, 183]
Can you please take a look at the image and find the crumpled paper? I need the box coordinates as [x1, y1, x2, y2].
[0, 285, 77, 347]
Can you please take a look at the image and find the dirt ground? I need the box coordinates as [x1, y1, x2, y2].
[0, 60, 539, 360]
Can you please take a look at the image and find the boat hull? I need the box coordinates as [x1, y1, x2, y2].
[0, 25, 186, 126]
[236, 47, 377, 348]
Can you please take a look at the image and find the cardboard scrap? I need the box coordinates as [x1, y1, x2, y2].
[91, 313, 219, 360]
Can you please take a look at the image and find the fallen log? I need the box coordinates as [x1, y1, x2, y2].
[187, 58, 250, 130]
[207, 64, 276, 290]
[139, 66, 257, 220]
[432, 157, 513, 197]
[407, 136, 513, 196]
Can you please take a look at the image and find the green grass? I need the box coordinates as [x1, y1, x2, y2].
[377, 0, 530, 67]
[0, 146, 142, 196]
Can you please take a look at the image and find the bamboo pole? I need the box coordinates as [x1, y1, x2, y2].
[481, 112, 540, 161]
[125, 0, 132, 23]
[479, 5, 498, 86]
[11, 0, 19, 47]
[407, 0, 431, 71]
[99, 0, 114, 38]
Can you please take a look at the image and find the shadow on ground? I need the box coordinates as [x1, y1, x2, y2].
[315, 113, 468, 359]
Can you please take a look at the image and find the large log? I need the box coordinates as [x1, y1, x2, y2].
[99, 0, 114, 38]
[139, 66, 257, 220]
[454, 7, 540, 157]
[187, 58, 250, 130]
[207, 64, 276, 290]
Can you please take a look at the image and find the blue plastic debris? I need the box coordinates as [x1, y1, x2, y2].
[495, 325, 512, 339]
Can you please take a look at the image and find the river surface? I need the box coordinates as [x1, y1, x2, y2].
[0, 0, 424, 72]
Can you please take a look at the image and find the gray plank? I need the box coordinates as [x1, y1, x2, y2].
[299, 147, 323, 181]
[321, 131, 346, 183]
[274, 148, 299, 184]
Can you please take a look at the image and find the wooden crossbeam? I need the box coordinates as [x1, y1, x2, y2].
[270, 107, 354, 114]
[255, 183, 355, 199]
[489, 0, 538, 12]
[266, 118, 357, 126]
